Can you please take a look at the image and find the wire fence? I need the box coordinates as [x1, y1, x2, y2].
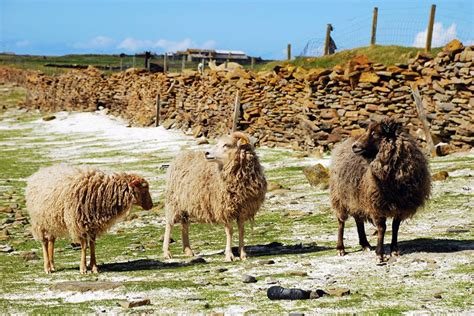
[299, 4, 473, 57]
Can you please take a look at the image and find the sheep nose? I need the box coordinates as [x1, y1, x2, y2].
[205, 152, 210, 156]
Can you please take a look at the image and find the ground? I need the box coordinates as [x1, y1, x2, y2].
[0, 84, 472, 314]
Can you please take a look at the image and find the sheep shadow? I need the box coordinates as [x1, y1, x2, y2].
[231, 241, 331, 257]
[397, 238, 474, 254]
[98, 257, 206, 272]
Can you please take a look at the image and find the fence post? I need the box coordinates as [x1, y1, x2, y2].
[133, 55, 136, 68]
[232, 90, 241, 133]
[251, 57, 255, 69]
[155, 94, 161, 127]
[287, 43, 291, 60]
[181, 55, 186, 72]
[324, 24, 333, 55]
[411, 85, 435, 156]
[370, 7, 378, 46]
[425, 4, 436, 52]
[163, 53, 168, 72]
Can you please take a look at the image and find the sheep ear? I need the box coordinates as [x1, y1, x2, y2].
[233, 132, 250, 147]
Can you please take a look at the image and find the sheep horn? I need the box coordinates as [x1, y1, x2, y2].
[232, 132, 250, 145]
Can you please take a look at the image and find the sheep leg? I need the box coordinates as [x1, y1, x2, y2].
[181, 221, 194, 257]
[390, 217, 401, 256]
[375, 218, 387, 262]
[336, 218, 346, 256]
[47, 237, 56, 272]
[89, 237, 99, 273]
[224, 223, 235, 262]
[237, 218, 247, 260]
[354, 216, 372, 251]
[41, 238, 51, 274]
[79, 238, 88, 274]
[163, 222, 173, 259]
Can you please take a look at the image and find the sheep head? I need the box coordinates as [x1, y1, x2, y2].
[351, 117, 402, 159]
[205, 132, 252, 168]
[129, 177, 153, 210]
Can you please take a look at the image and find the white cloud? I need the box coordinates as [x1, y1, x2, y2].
[73, 36, 116, 50]
[413, 22, 457, 48]
[117, 37, 217, 53]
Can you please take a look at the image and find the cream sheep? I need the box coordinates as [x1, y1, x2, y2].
[25, 164, 153, 274]
[163, 132, 267, 261]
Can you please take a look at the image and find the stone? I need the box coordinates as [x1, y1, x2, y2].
[196, 138, 209, 145]
[267, 181, 284, 191]
[118, 298, 151, 308]
[21, 251, 39, 261]
[242, 275, 257, 283]
[443, 39, 464, 53]
[359, 72, 380, 84]
[42, 115, 56, 121]
[303, 164, 329, 189]
[0, 245, 14, 253]
[326, 287, 351, 297]
[432, 171, 449, 181]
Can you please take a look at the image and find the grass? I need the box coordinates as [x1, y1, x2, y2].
[0, 84, 473, 313]
[257, 45, 443, 71]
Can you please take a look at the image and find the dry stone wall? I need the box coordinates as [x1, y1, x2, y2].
[1, 41, 472, 152]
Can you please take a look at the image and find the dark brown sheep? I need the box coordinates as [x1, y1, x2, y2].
[329, 118, 431, 261]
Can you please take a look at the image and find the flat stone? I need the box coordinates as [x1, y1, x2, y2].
[42, 115, 56, 121]
[242, 275, 257, 283]
[21, 251, 39, 261]
[432, 171, 449, 181]
[326, 287, 351, 297]
[303, 164, 329, 189]
[118, 298, 151, 308]
[0, 244, 14, 253]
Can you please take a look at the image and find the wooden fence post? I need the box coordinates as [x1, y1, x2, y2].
[425, 4, 436, 52]
[287, 43, 291, 60]
[251, 57, 255, 69]
[232, 90, 241, 133]
[155, 94, 161, 127]
[324, 24, 333, 56]
[181, 55, 186, 72]
[370, 7, 378, 46]
[411, 85, 435, 156]
[163, 54, 168, 72]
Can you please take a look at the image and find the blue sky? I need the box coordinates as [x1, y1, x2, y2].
[1, 0, 472, 58]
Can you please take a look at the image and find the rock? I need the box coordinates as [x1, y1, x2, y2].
[359, 72, 380, 84]
[0, 244, 14, 253]
[189, 257, 206, 264]
[0, 206, 13, 213]
[118, 298, 151, 308]
[435, 143, 456, 156]
[216, 267, 228, 273]
[326, 287, 351, 297]
[267, 181, 284, 192]
[242, 275, 257, 283]
[196, 138, 209, 145]
[303, 164, 329, 189]
[158, 234, 175, 244]
[0, 229, 10, 241]
[443, 39, 464, 53]
[51, 281, 123, 292]
[42, 115, 56, 121]
[21, 251, 39, 261]
[432, 171, 449, 181]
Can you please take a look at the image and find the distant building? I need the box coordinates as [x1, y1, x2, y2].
[174, 48, 250, 62]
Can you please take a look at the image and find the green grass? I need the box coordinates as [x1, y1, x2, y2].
[258, 45, 443, 71]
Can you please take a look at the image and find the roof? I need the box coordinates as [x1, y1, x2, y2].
[215, 50, 246, 55]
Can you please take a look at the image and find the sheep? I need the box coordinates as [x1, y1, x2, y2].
[329, 118, 431, 262]
[25, 164, 153, 274]
[163, 132, 267, 261]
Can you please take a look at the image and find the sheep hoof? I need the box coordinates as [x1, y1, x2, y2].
[44, 268, 52, 274]
[240, 253, 247, 261]
[362, 246, 373, 252]
[183, 248, 195, 257]
[378, 255, 387, 263]
[80, 268, 87, 274]
[337, 249, 346, 256]
[390, 250, 400, 257]
[164, 251, 173, 260]
[225, 253, 235, 262]
[91, 266, 99, 274]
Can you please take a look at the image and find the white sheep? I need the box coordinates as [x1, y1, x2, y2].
[25, 164, 153, 274]
[163, 132, 267, 261]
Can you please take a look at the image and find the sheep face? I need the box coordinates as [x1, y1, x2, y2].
[205, 132, 251, 166]
[352, 118, 402, 159]
[129, 178, 153, 210]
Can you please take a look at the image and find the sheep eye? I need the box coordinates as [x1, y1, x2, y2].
[141, 183, 148, 188]
[223, 144, 229, 148]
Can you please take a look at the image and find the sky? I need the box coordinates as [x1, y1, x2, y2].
[1, 0, 472, 59]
